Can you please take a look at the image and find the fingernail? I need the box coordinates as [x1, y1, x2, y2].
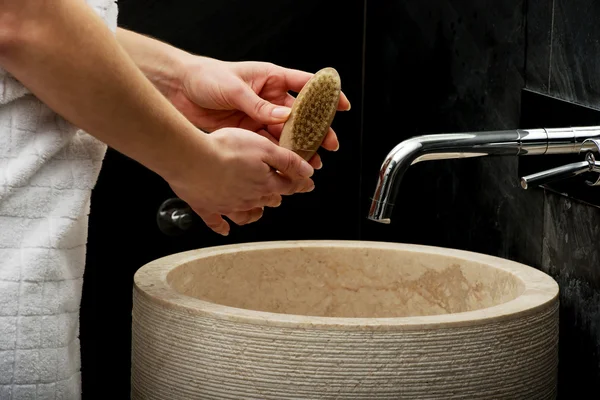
[272, 107, 291, 119]
[334, 142, 340, 152]
[307, 182, 315, 192]
[220, 224, 230, 236]
[346, 102, 351, 111]
[316, 160, 323, 170]
[299, 160, 314, 177]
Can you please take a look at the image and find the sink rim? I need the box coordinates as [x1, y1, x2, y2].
[133, 240, 559, 331]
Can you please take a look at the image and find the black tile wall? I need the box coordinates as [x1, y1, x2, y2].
[527, 0, 600, 108]
[525, 0, 600, 396]
[524, 0, 552, 93]
[542, 194, 600, 398]
[81, 1, 365, 398]
[548, 0, 600, 108]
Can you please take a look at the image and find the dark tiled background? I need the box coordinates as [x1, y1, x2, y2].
[81, 0, 600, 398]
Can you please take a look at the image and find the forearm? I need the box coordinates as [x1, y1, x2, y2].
[116, 28, 190, 98]
[0, 0, 210, 181]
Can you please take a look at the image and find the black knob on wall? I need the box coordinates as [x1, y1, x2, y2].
[156, 198, 194, 236]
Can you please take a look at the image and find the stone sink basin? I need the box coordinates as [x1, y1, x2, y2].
[131, 241, 559, 399]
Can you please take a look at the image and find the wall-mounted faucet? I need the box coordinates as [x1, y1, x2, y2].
[368, 127, 600, 224]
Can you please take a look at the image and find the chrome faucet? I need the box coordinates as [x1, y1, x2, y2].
[368, 126, 600, 224]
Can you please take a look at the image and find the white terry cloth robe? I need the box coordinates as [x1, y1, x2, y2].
[0, 1, 119, 398]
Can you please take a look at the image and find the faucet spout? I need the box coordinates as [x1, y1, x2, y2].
[367, 126, 600, 223]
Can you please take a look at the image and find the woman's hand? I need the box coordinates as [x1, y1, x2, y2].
[165, 127, 315, 236]
[169, 58, 351, 169]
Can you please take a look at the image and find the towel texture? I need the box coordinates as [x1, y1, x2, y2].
[0, 1, 118, 399]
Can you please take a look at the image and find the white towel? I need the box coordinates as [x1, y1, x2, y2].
[0, 2, 118, 399]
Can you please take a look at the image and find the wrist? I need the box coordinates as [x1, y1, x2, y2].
[116, 28, 190, 97]
[147, 46, 190, 98]
[154, 126, 217, 185]
[140, 44, 190, 100]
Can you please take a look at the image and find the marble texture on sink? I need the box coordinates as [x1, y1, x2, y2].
[131, 240, 559, 399]
[168, 247, 524, 319]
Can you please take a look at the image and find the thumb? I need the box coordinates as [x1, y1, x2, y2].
[234, 84, 291, 125]
[264, 144, 314, 180]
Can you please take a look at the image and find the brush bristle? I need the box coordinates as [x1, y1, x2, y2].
[280, 67, 341, 160]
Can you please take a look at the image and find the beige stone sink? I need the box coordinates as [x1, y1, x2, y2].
[131, 240, 559, 399]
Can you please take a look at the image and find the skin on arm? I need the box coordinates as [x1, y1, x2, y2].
[114, 28, 187, 100]
[0, 0, 198, 180]
[0, 0, 314, 235]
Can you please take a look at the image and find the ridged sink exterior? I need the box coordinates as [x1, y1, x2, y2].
[131, 241, 559, 399]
